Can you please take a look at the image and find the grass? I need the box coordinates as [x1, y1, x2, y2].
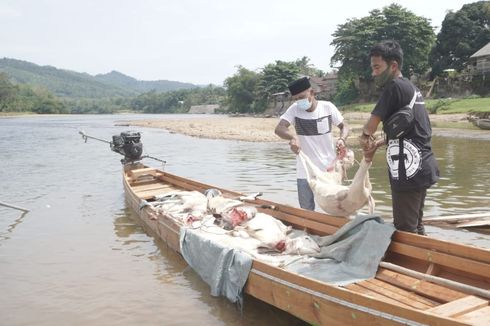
[427, 97, 490, 114]
[341, 96, 490, 114]
[340, 103, 374, 113]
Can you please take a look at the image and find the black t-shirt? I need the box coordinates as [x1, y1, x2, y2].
[372, 78, 439, 191]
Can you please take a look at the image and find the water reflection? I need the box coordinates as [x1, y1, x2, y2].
[428, 136, 490, 216]
[0, 208, 29, 245]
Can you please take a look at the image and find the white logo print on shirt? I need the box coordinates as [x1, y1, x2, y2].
[386, 139, 421, 179]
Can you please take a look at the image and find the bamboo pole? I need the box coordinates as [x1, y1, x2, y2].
[0, 201, 30, 212]
[425, 212, 490, 222]
[379, 262, 490, 300]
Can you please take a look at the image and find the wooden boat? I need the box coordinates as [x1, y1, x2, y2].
[474, 118, 490, 130]
[467, 115, 490, 130]
[123, 162, 490, 325]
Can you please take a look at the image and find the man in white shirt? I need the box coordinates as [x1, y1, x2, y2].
[275, 77, 349, 210]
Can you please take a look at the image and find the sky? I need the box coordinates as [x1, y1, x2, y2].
[0, 0, 478, 85]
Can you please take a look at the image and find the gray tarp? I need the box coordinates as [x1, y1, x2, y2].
[286, 214, 396, 286]
[179, 214, 395, 305]
[180, 228, 253, 304]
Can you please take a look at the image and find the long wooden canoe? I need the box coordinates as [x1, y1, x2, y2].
[123, 162, 490, 325]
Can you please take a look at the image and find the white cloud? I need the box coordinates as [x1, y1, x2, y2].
[0, 2, 22, 18]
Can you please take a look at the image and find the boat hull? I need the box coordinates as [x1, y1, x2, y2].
[476, 119, 490, 130]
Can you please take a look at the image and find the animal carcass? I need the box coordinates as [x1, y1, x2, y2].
[238, 212, 291, 252]
[150, 190, 209, 223]
[207, 193, 257, 230]
[284, 234, 321, 255]
[298, 151, 374, 217]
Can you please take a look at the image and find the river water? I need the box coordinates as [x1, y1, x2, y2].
[1, 114, 489, 325]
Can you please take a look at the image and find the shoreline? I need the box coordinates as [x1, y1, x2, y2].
[120, 112, 490, 143]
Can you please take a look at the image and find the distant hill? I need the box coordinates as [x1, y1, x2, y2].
[94, 70, 197, 93]
[0, 58, 198, 99]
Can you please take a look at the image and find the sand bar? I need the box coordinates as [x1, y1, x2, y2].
[120, 112, 484, 143]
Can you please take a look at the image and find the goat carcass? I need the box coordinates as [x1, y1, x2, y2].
[207, 194, 257, 230]
[239, 213, 291, 252]
[151, 190, 209, 223]
[298, 151, 374, 217]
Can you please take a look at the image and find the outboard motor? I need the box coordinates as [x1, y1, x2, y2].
[110, 131, 143, 163]
[79, 129, 165, 165]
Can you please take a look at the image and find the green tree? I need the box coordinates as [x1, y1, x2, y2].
[0, 72, 18, 111]
[429, 1, 490, 76]
[331, 4, 435, 80]
[130, 86, 226, 114]
[223, 66, 260, 113]
[255, 60, 300, 112]
[333, 72, 359, 106]
[29, 87, 66, 114]
[181, 85, 226, 109]
[32, 93, 66, 114]
[294, 57, 324, 77]
[0, 73, 68, 113]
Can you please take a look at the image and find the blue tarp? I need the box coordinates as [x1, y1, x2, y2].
[180, 228, 253, 305]
[286, 214, 396, 286]
[179, 214, 395, 305]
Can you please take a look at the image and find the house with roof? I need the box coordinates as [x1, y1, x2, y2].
[469, 42, 490, 74]
[310, 72, 338, 100]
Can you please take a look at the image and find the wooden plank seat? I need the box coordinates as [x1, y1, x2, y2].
[426, 295, 488, 317]
[457, 306, 490, 325]
[129, 167, 159, 177]
[375, 268, 469, 303]
[136, 184, 178, 200]
[345, 278, 439, 310]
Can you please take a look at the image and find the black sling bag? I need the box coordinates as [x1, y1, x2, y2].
[384, 88, 417, 139]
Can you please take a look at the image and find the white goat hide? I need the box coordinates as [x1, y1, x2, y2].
[240, 213, 291, 252]
[151, 191, 209, 223]
[298, 151, 374, 217]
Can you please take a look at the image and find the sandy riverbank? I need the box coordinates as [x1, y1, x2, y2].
[121, 112, 490, 143]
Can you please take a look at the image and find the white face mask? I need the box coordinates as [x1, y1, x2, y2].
[296, 98, 311, 110]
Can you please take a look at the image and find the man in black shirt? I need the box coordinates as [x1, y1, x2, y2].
[359, 40, 439, 235]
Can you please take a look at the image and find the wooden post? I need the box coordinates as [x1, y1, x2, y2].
[0, 201, 30, 212]
[425, 213, 490, 222]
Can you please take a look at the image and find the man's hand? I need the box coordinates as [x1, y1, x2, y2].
[359, 133, 375, 150]
[289, 137, 300, 154]
[359, 134, 384, 162]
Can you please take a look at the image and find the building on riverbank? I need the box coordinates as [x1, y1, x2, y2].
[470, 42, 490, 75]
